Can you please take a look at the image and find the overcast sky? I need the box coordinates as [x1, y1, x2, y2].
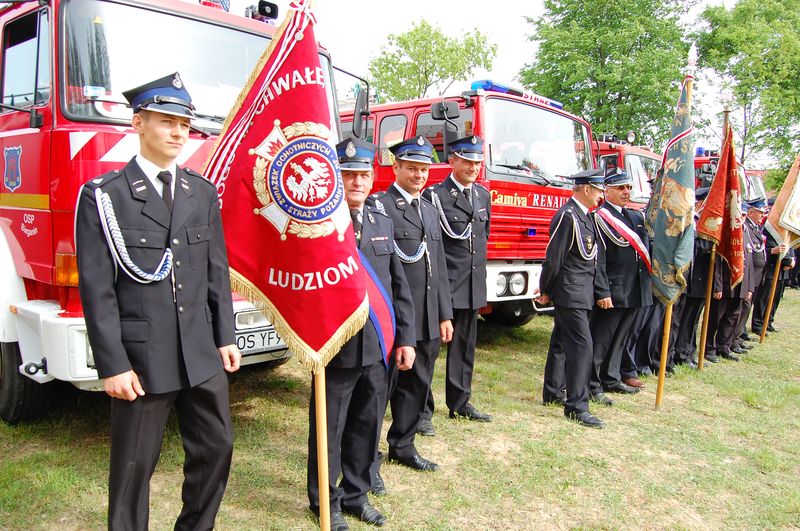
[226, 0, 766, 166]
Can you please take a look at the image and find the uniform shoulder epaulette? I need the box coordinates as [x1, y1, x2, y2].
[84, 169, 123, 189]
[427, 181, 445, 191]
[366, 203, 389, 218]
[182, 167, 215, 190]
[474, 182, 489, 194]
[370, 190, 388, 201]
[420, 194, 435, 207]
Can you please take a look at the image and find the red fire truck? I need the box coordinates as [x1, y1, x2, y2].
[694, 146, 767, 201]
[596, 134, 661, 209]
[0, 0, 344, 422]
[340, 80, 597, 326]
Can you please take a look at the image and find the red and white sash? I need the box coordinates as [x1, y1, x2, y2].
[595, 207, 652, 273]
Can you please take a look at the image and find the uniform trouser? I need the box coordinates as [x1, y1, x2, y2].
[635, 300, 666, 371]
[674, 296, 704, 363]
[554, 306, 593, 415]
[628, 304, 654, 371]
[108, 372, 233, 531]
[542, 315, 566, 403]
[752, 277, 785, 333]
[733, 297, 753, 342]
[705, 297, 742, 356]
[589, 306, 637, 392]
[388, 337, 441, 458]
[445, 308, 478, 413]
[308, 363, 386, 514]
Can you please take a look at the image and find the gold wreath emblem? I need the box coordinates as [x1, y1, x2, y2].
[251, 121, 337, 239]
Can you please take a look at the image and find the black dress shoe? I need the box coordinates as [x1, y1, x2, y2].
[566, 410, 604, 428]
[590, 392, 614, 406]
[417, 418, 435, 436]
[388, 451, 439, 471]
[371, 472, 386, 496]
[331, 511, 350, 531]
[313, 510, 349, 531]
[638, 366, 653, 377]
[739, 343, 753, 350]
[604, 381, 640, 394]
[449, 403, 492, 422]
[767, 325, 777, 332]
[740, 332, 754, 341]
[719, 351, 741, 361]
[732, 346, 747, 354]
[342, 502, 386, 527]
[704, 353, 719, 363]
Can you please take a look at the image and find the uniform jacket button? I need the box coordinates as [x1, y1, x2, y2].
[139, 237, 146, 244]
[175, 260, 181, 267]
[178, 306, 184, 313]
[172, 238, 180, 245]
[177, 284, 183, 290]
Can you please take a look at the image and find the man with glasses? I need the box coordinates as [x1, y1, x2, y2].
[589, 170, 652, 403]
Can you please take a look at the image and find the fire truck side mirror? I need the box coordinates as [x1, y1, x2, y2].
[351, 90, 369, 139]
[430, 101, 460, 121]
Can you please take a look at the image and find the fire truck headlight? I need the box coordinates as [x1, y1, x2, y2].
[509, 273, 527, 295]
[495, 274, 508, 296]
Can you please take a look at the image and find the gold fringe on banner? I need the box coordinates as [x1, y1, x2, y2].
[230, 268, 369, 374]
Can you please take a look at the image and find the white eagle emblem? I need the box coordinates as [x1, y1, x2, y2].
[287, 157, 332, 203]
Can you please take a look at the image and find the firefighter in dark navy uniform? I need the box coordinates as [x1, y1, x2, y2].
[731, 199, 768, 348]
[423, 135, 492, 423]
[307, 138, 416, 531]
[589, 169, 651, 401]
[75, 73, 241, 530]
[536, 169, 606, 428]
[372, 136, 453, 473]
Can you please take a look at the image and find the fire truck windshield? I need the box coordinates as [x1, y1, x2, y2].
[61, 0, 337, 134]
[483, 97, 592, 186]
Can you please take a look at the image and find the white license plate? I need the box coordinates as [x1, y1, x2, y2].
[235, 328, 285, 355]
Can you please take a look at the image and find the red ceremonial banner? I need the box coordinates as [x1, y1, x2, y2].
[203, 0, 368, 371]
[696, 124, 745, 288]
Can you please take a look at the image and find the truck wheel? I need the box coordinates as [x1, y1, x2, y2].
[0, 342, 49, 424]
[483, 301, 535, 327]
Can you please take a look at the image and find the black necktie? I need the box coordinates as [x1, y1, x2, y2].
[157, 171, 173, 212]
[463, 188, 472, 208]
[350, 208, 362, 243]
[410, 198, 423, 226]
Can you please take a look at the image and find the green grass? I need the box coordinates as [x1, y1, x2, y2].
[2, 292, 800, 529]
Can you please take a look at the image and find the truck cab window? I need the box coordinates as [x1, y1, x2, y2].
[378, 114, 407, 166]
[2, 10, 50, 109]
[414, 110, 474, 164]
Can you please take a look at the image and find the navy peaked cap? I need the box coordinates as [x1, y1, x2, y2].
[123, 72, 195, 119]
[390, 136, 434, 164]
[336, 138, 377, 170]
[448, 135, 484, 161]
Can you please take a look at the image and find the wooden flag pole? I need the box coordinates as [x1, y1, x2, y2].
[697, 244, 717, 371]
[655, 301, 674, 408]
[759, 259, 783, 343]
[314, 368, 331, 531]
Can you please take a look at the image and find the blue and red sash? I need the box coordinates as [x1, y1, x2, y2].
[358, 249, 396, 368]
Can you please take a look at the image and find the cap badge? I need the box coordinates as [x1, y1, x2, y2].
[345, 141, 356, 157]
[172, 73, 183, 89]
[417, 136, 425, 146]
[470, 137, 477, 144]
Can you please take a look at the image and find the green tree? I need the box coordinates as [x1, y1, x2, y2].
[519, 0, 690, 148]
[367, 20, 496, 101]
[698, 0, 800, 179]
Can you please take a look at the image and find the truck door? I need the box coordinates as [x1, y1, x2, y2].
[0, 8, 53, 281]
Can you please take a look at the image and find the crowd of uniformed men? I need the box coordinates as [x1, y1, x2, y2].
[76, 75, 794, 530]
